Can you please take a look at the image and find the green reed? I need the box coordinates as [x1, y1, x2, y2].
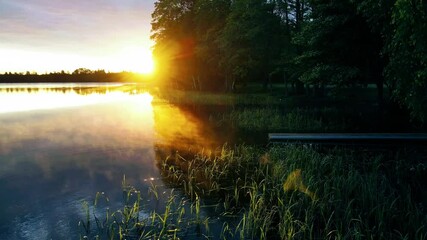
[80, 144, 426, 239]
[157, 144, 426, 240]
[78, 177, 210, 240]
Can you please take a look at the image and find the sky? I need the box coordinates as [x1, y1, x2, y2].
[0, 0, 156, 73]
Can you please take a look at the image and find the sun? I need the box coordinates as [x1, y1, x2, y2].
[119, 46, 155, 74]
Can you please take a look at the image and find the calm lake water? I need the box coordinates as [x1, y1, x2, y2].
[0, 83, 224, 239]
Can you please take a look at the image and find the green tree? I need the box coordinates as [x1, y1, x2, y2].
[72, 68, 93, 75]
[275, 0, 311, 94]
[385, 0, 427, 122]
[293, 0, 384, 98]
[151, 0, 197, 89]
[193, 0, 231, 90]
[219, 0, 283, 91]
[353, 0, 396, 106]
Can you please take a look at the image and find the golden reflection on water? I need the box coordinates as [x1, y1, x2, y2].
[0, 85, 216, 177]
[0, 86, 153, 114]
[153, 104, 217, 152]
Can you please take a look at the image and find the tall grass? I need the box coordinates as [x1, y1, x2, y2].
[80, 145, 426, 239]
[78, 176, 210, 240]
[156, 145, 426, 239]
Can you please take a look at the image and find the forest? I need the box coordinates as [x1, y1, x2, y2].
[0, 69, 151, 83]
[150, 0, 427, 122]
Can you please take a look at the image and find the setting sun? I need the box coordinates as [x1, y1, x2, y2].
[117, 47, 155, 74]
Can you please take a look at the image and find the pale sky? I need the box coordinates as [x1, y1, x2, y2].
[0, 0, 156, 73]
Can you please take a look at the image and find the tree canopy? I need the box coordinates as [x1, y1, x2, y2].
[151, 0, 427, 121]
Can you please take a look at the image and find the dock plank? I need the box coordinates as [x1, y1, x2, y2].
[268, 133, 427, 144]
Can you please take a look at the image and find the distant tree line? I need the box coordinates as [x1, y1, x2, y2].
[151, 0, 427, 121]
[0, 68, 149, 83]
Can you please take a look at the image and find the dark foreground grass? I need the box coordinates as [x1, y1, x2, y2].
[80, 145, 427, 240]
[79, 176, 211, 240]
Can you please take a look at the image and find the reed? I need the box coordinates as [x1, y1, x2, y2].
[78, 177, 210, 239]
[156, 144, 427, 239]
[80, 144, 426, 239]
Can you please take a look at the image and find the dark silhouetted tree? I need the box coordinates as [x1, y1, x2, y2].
[293, 0, 384, 99]
[193, 0, 231, 90]
[385, 0, 427, 121]
[219, 0, 283, 91]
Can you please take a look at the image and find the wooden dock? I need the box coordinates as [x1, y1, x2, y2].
[268, 133, 427, 145]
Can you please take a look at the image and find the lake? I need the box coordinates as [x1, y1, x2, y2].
[0, 83, 226, 239]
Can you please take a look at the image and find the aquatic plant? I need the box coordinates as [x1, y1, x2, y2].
[157, 144, 427, 239]
[80, 145, 427, 239]
[78, 176, 210, 240]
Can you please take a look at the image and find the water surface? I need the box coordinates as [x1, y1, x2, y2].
[0, 83, 219, 239]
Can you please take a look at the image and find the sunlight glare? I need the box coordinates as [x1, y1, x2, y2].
[117, 47, 155, 74]
[0, 90, 154, 114]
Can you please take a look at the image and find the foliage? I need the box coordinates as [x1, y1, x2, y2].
[150, 0, 427, 120]
[193, 0, 231, 90]
[5, 0, 426, 120]
[151, 0, 197, 89]
[293, 0, 383, 88]
[218, 0, 283, 86]
[151, 0, 286, 91]
[385, 0, 427, 122]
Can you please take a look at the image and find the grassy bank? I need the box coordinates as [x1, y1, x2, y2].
[159, 145, 426, 239]
[80, 145, 427, 239]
